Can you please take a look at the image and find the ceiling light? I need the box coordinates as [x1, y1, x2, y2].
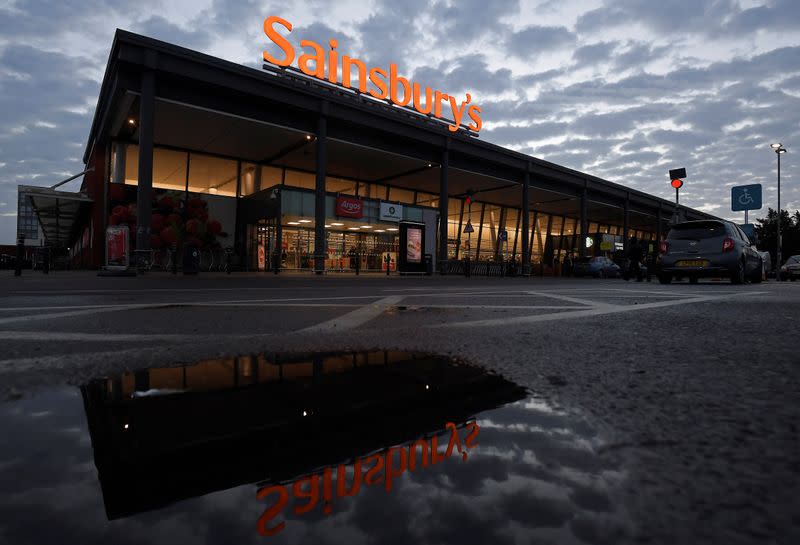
[287, 221, 300, 225]
[348, 227, 360, 230]
[298, 219, 311, 223]
[324, 224, 332, 228]
[374, 229, 385, 233]
[331, 222, 344, 226]
[387, 228, 398, 232]
[208, 187, 218, 194]
[360, 225, 372, 229]
[127, 118, 135, 125]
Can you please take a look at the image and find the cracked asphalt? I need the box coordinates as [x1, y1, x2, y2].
[0, 270, 798, 544]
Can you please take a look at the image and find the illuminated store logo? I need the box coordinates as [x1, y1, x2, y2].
[335, 196, 363, 218]
[257, 421, 479, 537]
[263, 16, 482, 133]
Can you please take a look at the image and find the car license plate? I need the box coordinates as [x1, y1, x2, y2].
[677, 260, 708, 267]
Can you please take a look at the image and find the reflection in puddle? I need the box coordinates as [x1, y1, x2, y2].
[0, 352, 632, 544]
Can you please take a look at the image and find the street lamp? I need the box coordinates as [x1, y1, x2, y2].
[771, 143, 787, 280]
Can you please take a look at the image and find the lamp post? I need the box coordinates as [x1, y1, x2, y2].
[770, 143, 787, 280]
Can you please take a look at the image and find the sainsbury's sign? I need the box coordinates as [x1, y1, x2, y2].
[263, 16, 482, 134]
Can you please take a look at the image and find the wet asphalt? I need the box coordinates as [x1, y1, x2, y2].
[0, 270, 798, 544]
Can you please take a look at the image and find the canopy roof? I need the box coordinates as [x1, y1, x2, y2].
[18, 185, 93, 248]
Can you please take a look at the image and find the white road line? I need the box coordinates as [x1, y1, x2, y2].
[0, 305, 154, 326]
[525, 290, 609, 307]
[397, 305, 587, 310]
[299, 296, 404, 333]
[0, 331, 204, 342]
[431, 292, 765, 329]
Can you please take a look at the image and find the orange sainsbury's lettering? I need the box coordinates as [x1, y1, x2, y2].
[262, 16, 483, 133]
[263, 16, 294, 67]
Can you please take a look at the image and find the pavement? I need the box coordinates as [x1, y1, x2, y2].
[1, 270, 799, 544]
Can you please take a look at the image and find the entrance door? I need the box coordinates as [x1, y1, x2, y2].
[248, 220, 277, 272]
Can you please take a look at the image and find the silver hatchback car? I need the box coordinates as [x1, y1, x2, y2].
[657, 220, 762, 284]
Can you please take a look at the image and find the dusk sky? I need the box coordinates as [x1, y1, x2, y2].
[1, 0, 798, 244]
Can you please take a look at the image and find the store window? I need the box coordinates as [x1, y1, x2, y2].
[327, 177, 357, 195]
[285, 170, 315, 190]
[478, 205, 501, 260]
[240, 164, 283, 196]
[123, 145, 188, 191]
[387, 187, 415, 204]
[505, 208, 519, 257]
[416, 192, 437, 208]
[187, 153, 237, 196]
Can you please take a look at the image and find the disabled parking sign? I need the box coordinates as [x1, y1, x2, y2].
[731, 184, 762, 211]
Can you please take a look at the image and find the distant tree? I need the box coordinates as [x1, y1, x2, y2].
[754, 208, 800, 267]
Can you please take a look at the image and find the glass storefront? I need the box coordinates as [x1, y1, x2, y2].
[113, 143, 655, 273]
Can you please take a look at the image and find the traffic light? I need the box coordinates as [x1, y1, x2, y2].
[671, 179, 683, 189]
[465, 192, 475, 206]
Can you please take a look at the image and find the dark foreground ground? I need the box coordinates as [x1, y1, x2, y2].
[0, 271, 798, 545]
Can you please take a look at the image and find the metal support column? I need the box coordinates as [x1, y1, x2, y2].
[521, 169, 530, 275]
[438, 144, 449, 274]
[622, 193, 630, 252]
[579, 186, 588, 258]
[135, 69, 155, 268]
[314, 106, 328, 275]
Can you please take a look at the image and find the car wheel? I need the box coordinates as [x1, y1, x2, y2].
[730, 259, 745, 285]
[657, 274, 672, 284]
[689, 276, 699, 284]
[750, 259, 763, 283]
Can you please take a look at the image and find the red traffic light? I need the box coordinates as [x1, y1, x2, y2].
[671, 179, 683, 189]
[465, 195, 472, 206]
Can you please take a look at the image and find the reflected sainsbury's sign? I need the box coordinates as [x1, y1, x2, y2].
[256, 421, 479, 537]
[263, 16, 483, 134]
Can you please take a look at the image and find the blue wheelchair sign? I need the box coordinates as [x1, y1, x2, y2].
[731, 184, 762, 212]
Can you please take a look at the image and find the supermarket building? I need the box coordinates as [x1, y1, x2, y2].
[20, 28, 715, 274]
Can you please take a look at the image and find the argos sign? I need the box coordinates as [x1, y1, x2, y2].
[263, 16, 482, 134]
[335, 196, 363, 218]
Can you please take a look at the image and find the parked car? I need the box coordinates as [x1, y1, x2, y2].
[657, 220, 762, 284]
[572, 256, 621, 278]
[779, 255, 800, 281]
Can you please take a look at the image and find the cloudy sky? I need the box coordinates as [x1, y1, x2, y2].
[1, 0, 798, 244]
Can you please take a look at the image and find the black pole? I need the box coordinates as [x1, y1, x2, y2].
[314, 109, 327, 275]
[438, 146, 449, 275]
[136, 69, 155, 270]
[521, 170, 530, 275]
[14, 234, 24, 276]
[580, 186, 588, 258]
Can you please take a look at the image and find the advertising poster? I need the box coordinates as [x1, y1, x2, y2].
[106, 225, 129, 268]
[407, 228, 422, 263]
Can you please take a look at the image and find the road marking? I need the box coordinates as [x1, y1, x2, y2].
[0, 331, 203, 342]
[299, 295, 404, 333]
[525, 290, 608, 307]
[430, 292, 765, 329]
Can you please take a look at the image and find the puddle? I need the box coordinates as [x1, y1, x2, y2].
[0, 351, 632, 544]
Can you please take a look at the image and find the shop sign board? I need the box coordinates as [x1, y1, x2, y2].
[379, 202, 403, 222]
[262, 16, 482, 134]
[106, 225, 129, 269]
[336, 196, 363, 218]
